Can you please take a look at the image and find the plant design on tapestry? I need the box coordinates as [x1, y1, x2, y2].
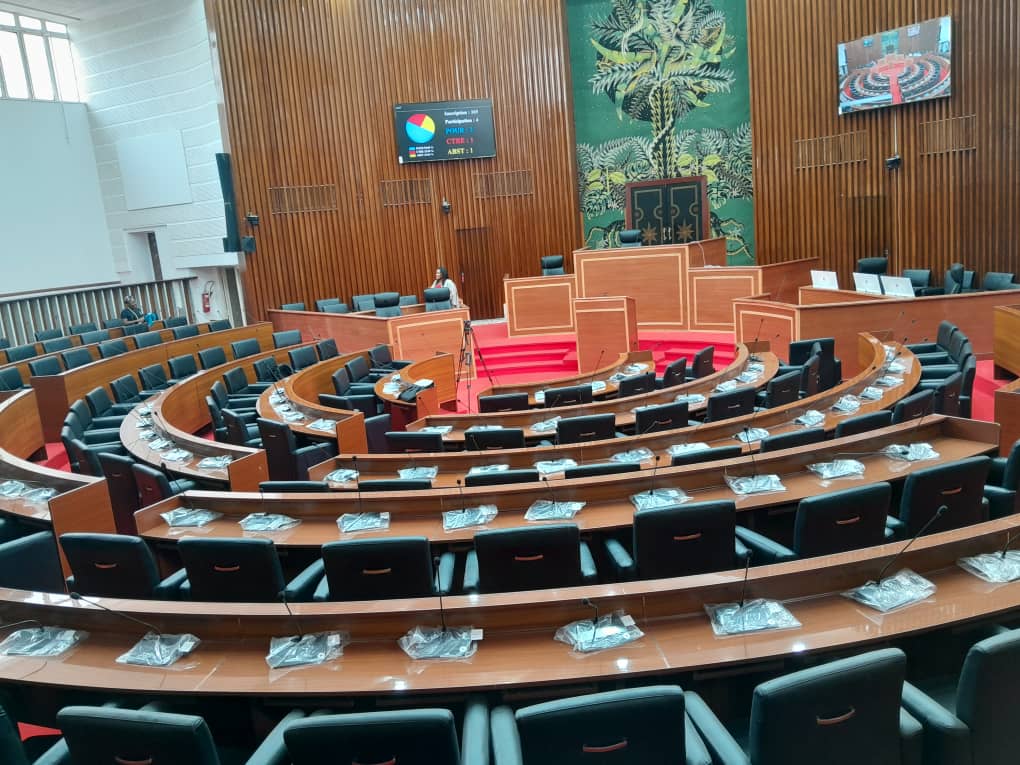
[576, 0, 753, 259]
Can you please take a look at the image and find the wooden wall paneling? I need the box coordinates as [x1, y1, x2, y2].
[206, 0, 581, 321]
[748, 0, 1018, 288]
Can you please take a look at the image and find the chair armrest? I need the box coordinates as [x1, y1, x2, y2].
[155, 568, 189, 599]
[578, 540, 598, 584]
[734, 537, 750, 563]
[34, 740, 71, 765]
[905, 341, 941, 354]
[90, 414, 127, 429]
[81, 428, 122, 444]
[243, 382, 273, 394]
[900, 682, 971, 765]
[918, 364, 960, 380]
[312, 574, 330, 602]
[285, 559, 325, 602]
[463, 550, 479, 594]
[490, 706, 523, 765]
[435, 551, 456, 595]
[603, 538, 635, 580]
[733, 527, 796, 565]
[348, 382, 378, 394]
[886, 515, 907, 540]
[899, 707, 924, 765]
[684, 712, 713, 765]
[391, 359, 413, 369]
[245, 709, 306, 765]
[988, 456, 1007, 487]
[684, 691, 749, 765]
[462, 696, 490, 765]
[984, 486, 1017, 520]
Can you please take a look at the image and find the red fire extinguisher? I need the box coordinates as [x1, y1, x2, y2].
[201, 281, 214, 313]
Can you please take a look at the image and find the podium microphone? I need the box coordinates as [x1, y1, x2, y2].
[874, 505, 947, 583]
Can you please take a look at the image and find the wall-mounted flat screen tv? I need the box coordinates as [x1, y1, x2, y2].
[394, 99, 496, 164]
[838, 16, 951, 115]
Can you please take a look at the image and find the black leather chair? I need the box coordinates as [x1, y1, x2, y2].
[704, 387, 756, 422]
[138, 363, 171, 392]
[315, 338, 338, 360]
[257, 418, 336, 481]
[906, 320, 957, 355]
[686, 648, 922, 765]
[34, 327, 63, 342]
[123, 322, 148, 336]
[923, 263, 974, 296]
[465, 428, 526, 451]
[736, 483, 893, 563]
[917, 330, 969, 366]
[110, 374, 155, 404]
[177, 537, 319, 602]
[5, 344, 37, 363]
[0, 368, 24, 391]
[41, 336, 72, 353]
[315, 297, 346, 312]
[358, 479, 433, 492]
[346, 355, 383, 384]
[556, 413, 616, 444]
[253, 356, 286, 383]
[333, 365, 377, 396]
[891, 389, 935, 424]
[322, 301, 351, 314]
[60, 346, 93, 369]
[857, 256, 888, 275]
[687, 346, 715, 379]
[902, 269, 931, 295]
[198, 346, 227, 369]
[492, 686, 718, 765]
[61, 533, 185, 599]
[309, 537, 455, 601]
[618, 228, 642, 247]
[671, 444, 742, 467]
[163, 315, 189, 328]
[27, 356, 62, 376]
[259, 481, 328, 493]
[209, 379, 259, 410]
[659, 356, 688, 388]
[833, 409, 893, 438]
[281, 301, 306, 311]
[69, 398, 123, 431]
[131, 463, 198, 507]
[80, 329, 110, 345]
[563, 462, 640, 479]
[634, 401, 694, 434]
[369, 343, 412, 371]
[755, 369, 802, 409]
[208, 319, 231, 331]
[605, 500, 748, 580]
[0, 531, 64, 593]
[85, 385, 135, 418]
[540, 254, 565, 275]
[385, 431, 444, 453]
[273, 329, 302, 348]
[478, 393, 529, 413]
[758, 428, 825, 453]
[891, 456, 991, 538]
[543, 384, 592, 408]
[424, 287, 452, 311]
[63, 410, 121, 445]
[929, 371, 963, 417]
[352, 293, 376, 311]
[168, 353, 198, 380]
[799, 352, 821, 397]
[374, 292, 402, 317]
[984, 439, 1020, 519]
[171, 324, 200, 339]
[230, 337, 260, 359]
[222, 408, 262, 446]
[288, 345, 318, 371]
[618, 371, 656, 397]
[97, 453, 141, 534]
[134, 330, 163, 348]
[463, 524, 597, 594]
[364, 413, 391, 453]
[781, 337, 841, 391]
[68, 321, 97, 334]
[465, 468, 539, 487]
[223, 366, 271, 396]
[982, 271, 1016, 290]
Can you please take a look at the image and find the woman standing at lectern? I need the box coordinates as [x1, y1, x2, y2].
[430, 266, 459, 307]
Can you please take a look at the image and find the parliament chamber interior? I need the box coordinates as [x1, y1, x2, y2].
[1, 0, 1020, 763]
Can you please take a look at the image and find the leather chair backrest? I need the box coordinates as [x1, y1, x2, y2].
[399, 294, 418, 306]
[385, 431, 444, 454]
[132, 463, 174, 506]
[762, 369, 802, 408]
[85, 386, 115, 417]
[934, 320, 957, 349]
[478, 392, 529, 412]
[946, 263, 966, 294]
[28, 356, 62, 376]
[0, 368, 23, 391]
[209, 380, 231, 409]
[252, 357, 280, 382]
[208, 319, 232, 331]
[947, 330, 969, 361]
[259, 481, 328, 493]
[172, 324, 200, 340]
[283, 710, 460, 765]
[903, 269, 931, 290]
[618, 229, 641, 246]
[705, 387, 756, 423]
[35, 327, 64, 342]
[80, 329, 110, 344]
[273, 329, 302, 348]
[281, 302, 306, 311]
[789, 336, 835, 366]
[540, 254, 565, 275]
[222, 366, 253, 395]
[69, 321, 97, 334]
[316, 338, 338, 360]
[369, 344, 393, 367]
[135, 331, 163, 348]
[464, 468, 539, 487]
[222, 408, 258, 446]
[424, 287, 452, 311]
[474, 524, 582, 593]
[61, 346, 93, 369]
[315, 298, 342, 311]
[163, 316, 189, 328]
[5, 344, 37, 362]
[759, 428, 825, 453]
[103, 317, 125, 329]
[833, 409, 892, 438]
[364, 413, 391, 453]
[374, 292, 402, 317]
[0, 531, 64, 593]
[230, 338, 260, 359]
[61, 533, 161, 598]
[800, 353, 821, 397]
[97, 453, 141, 534]
[956, 629, 1020, 765]
[891, 389, 934, 424]
[856, 256, 888, 275]
[257, 418, 300, 481]
[618, 371, 656, 397]
[749, 648, 907, 765]
[122, 323, 147, 336]
[288, 345, 318, 371]
[671, 444, 742, 467]
[661, 357, 688, 388]
[634, 401, 689, 435]
[68, 399, 95, 430]
[332, 366, 356, 394]
[634, 501, 737, 579]
[346, 355, 372, 383]
[465, 428, 527, 451]
[41, 336, 72, 353]
[139, 363, 168, 390]
[110, 374, 143, 404]
[689, 345, 715, 378]
[982, 271, 1016, 291]
[179, 537, 285, 602]
[900, 456, 991, 536]
[168, 354, 198, 379]
[932, 371, 963, 416]
[543, 384, 592, 408]
[358, 479, 433, 491]
[322, 301, 349, 313]
[563, 462, 640, 479]
[794, 483, 891, 558]
[198, 346, 227, 369]
[1001, 441, 1020, 491]
[322, 537, 435, 600]
[556, 413, 615, 444]
[351, 294, 376, 311]
[0, 702, 31, 765]
[58, 706, 222, 765]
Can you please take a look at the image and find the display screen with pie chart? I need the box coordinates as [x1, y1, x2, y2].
[394, 99, 496, 164]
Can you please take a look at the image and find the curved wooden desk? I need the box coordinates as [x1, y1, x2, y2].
[372, 353, 458, 428]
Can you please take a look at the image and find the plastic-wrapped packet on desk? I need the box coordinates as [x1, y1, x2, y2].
[887, 360, 908, 373]
[464, 424, 504, 432]
[197, 455, 232, 470]
[715, 379, 738, 393]
[148, 438, 172, 451]
[382, 382, 402, 395]
[831, 395, 861, 414]
[161, 508, 223, 527]
[674, 393, 706, 405]
[266, 631, 349, 668]
[269, 391, 288, 405]
[325, 469, 359, 483]
[611, 447, 653, 464]
[0, 480, 26, 498]
[843, 569, 936, 613]
[590, 380, 607, 393]
[420, 425, 453, 435]
[0, 626, 87, 657]
[525, 499, 585, 521]
[860, 386, 884, 401]
[136, 405, 152, 416]
[239, 513, 300, 531]
[20, 487, 57, 503]
[281, 410, 305, 423]
[555, 612, 643, 653]
[793, 410, 825, 427]
[399, 466, 438, 480]
[958, 551, 1020, 583]
[623, 363, 650, 375]
[736, 370, 760, 384]
[734, 427, 769, 444]
[808, 460, 865, 480]
[530, 416, 561, 433]
[630, 488, 691, 510]
[534, 390, 546, 403]
[705, 600, 800, 637]
[747, 362, 766, 375]
[162, 449, 193, 463]
[725, 474, 786, 496]
[307, 419, 336, 433]
[883, 345, 897, 361]
[534, 458, 577, 475]
[138, 430, 158, 441]
[443, 505, 498, 531]
[135, 417, 152, 428]
[116, 632, 200, 667]
[667, 442, 710, 457]
[875, 375, 904, 388]
[338, 512, 390, 533]
[467, 464, 509, 475]
[881, 443, 939, 462]
[399, 626, 478, 659]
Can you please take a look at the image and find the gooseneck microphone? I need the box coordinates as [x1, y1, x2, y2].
[738, 551, 753, 608]
[874, 505, 947, 583]
[543, 475, 558, 508]
[69, 591, 161, 636]
[278, 589, 304, 642]
[351, 455, 363, 514]
[582, 596, 599, 649]
[588, 349, 607, 388]
[435, 554, 448, 633]
[1000, 528, 1020, 559]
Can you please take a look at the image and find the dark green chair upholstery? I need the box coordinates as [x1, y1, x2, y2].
[61, 533, 185, 599]
[309, 537, 455, 601]
[177, 537, 320, 602]
[463, 524, 596, 594]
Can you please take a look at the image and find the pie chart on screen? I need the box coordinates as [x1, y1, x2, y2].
[405, 114, 436, 144]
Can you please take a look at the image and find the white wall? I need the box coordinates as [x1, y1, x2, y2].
[71, 0, 239, 322]
[0, 99, 117, 293]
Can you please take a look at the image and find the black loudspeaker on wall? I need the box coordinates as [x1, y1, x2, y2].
[216, 152, 242, 253]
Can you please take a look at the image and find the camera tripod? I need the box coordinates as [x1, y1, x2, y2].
[454, 320, 497, 412]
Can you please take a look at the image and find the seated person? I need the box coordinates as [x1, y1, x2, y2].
[121, 295, 158, 327]
[429, 266, 459, 307]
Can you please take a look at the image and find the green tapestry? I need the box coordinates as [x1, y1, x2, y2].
[566, 0, 754, 263]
